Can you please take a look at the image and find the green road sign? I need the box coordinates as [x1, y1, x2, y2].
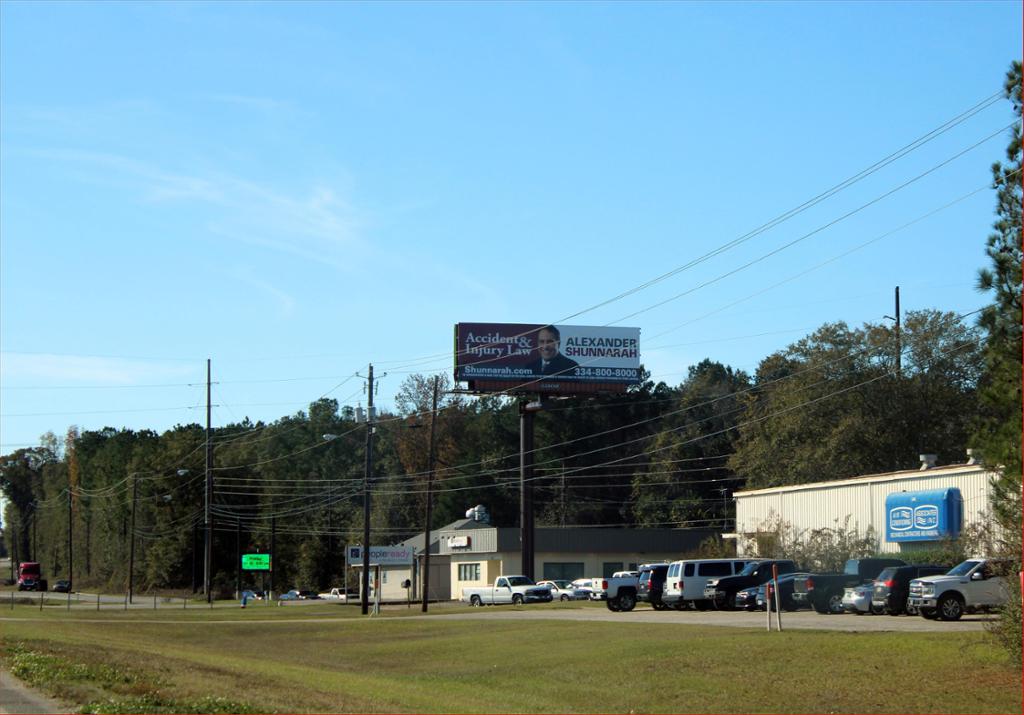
[242, 553, 271, 571]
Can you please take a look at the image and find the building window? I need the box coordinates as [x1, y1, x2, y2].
[458, 563, 480, 581]
[543, 562, 585, 581]
[602, 562, 623, 578]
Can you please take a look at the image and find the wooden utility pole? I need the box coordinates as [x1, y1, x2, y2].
[421, 376, 439, 612]
[894, 286, 901, 374]
[204, 359, 213, 602]
[361, 364, 375, 616]
[128, 473, 138, 604]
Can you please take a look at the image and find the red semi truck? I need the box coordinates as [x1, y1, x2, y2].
[17, 562, 47, 591]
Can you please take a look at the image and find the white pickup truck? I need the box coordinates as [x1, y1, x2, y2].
[908, 558, 1009, 621]
[599, 572, 642, 611]
[318, 587, 347, 600]
[461, 576, 554, 606]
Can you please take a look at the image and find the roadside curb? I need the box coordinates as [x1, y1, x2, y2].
[0, 668, 69, 714]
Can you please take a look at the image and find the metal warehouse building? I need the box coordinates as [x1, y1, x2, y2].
[731, 451, 998, 556]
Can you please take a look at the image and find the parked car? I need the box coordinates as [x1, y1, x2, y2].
[600, 573, 644, 611]
[662, 558, 755, 610]
[52, 579, 72, 593]
[588, 578, 609, 601]
[636, 563, 670, 610]
[461, 576, 553, 606]
[537, 580, 579, 601]
[297, 590, 320, 600]
[908, 558, 1010, 621]
[570, 578, 595, 600]
[842, 583, 878, 614]
[793, 558, 906, 614]
[756, 573, 811, 612]
[278, 590, 301, 601]
[872, 564, 949, 615]
[704, 560, 798, 610]
[735, 586, 760, 611]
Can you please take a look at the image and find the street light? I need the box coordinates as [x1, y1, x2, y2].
[717, 487, 730, 530]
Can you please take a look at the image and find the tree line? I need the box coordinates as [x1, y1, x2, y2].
[0, 306, 987, 595]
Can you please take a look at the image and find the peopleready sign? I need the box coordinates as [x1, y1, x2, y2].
[346, 545, 415, 566]
[454, 323, 641, 390]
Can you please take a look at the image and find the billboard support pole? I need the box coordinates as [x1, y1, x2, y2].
[520, 399, 545, 581]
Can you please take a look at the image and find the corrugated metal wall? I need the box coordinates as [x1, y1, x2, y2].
[734, 466, 995, 555]
[438, 527, 498, 554]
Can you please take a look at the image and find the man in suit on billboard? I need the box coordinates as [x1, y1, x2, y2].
[525, 325, 579, 376]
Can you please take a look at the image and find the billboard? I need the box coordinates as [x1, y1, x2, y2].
[885, 488, 963, 542]
[454, 323, 641, 394]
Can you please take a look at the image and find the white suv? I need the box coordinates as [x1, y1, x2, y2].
[907, 558, 1009, 621]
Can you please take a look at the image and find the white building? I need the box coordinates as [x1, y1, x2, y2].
[732, 452, 998, 556]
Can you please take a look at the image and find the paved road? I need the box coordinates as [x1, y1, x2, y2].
[424, 605, 994, 632]
[0, 669, 68, 715]
[0, 601, 993, 632]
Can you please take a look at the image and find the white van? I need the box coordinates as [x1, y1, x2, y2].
[662, 558, 754, 610]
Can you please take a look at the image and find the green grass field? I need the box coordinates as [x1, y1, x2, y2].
[1, 601, 1020, 714]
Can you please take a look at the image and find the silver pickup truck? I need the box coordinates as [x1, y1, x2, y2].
[908, 558, 1009, 621]
[460, 576, 554, 606]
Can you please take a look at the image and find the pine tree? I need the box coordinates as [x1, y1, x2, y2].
[975, 60, 1022, 666]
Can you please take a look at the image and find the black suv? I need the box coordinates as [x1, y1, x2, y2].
[637, 563, 669, 610]
[704, 560, 798, 610]
[872, 564, 949, 615]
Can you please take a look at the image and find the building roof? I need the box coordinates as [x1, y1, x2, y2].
[733, 462, 991, 499]
[397, 517, 493, 555]
[496, 527, 717, 554]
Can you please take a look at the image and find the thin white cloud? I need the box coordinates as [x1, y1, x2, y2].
[229, 266, 297, 317]
[18, 147, 365, 259]
[0, 353, 197, 385]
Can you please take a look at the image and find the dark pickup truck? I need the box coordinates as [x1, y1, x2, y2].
[702, 560, 798, 610]
[793, 558, 906, 614]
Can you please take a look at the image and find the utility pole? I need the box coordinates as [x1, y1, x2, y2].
[361, 364, 376, 616]
[235, 518, 241, 600]
[30, 507, 37, 561]
[421, 376, 439, 612]
[67, 484, 73, 589]
[204, 358, 213, 603]
[191, 523, 198, 593]
[128, 473, 138, 604]
[894, 286, 901, 375]
[270, 516, 276, 599]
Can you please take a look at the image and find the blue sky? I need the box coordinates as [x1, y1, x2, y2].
[1, 1, 1021, 454]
